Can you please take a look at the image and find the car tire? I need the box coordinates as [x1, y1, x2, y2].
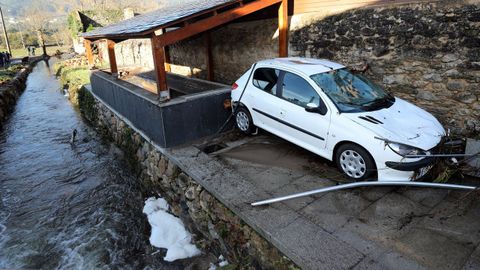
[335, 143, 376, 181]
[235, 107, 255, 134]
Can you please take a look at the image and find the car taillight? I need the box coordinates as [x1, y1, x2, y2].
[232, 83, 238, 90]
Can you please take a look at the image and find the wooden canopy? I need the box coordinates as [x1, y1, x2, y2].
[83, 0, 289, 100]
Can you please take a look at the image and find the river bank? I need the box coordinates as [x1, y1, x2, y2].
[0, 58, 222, 269]
[77, 84, 298, 270]
[0, 59, 43, 129]
[55, 55, 253, 269]
[54, 56, 91, 106]
[53, 53, 298, 268]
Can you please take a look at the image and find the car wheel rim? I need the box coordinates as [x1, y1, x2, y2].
[236, 112, 249, 132]
[339, 150, 367, 178]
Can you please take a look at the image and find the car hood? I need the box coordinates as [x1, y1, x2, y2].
[345, 98, 445, 150]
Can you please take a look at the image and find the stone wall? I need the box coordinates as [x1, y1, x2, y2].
[98, 39, 154, 69]
[78, 86, 297, 270]
[290, 1, 480, 136]
[0, 66, 33, 130]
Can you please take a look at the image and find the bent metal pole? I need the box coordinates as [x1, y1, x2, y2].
[251, 181, 478, 206]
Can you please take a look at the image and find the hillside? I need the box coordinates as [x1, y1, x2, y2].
[0, 0, 166, 17]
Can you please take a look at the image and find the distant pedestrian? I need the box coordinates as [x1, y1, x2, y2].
[0, 52, 5, 67]
[4, 52, 10, 65]
[32, 47, 36, 56]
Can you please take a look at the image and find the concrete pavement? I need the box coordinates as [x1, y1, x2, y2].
[166, 132, 480, 270]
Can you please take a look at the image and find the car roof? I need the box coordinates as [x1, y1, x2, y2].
[256, 57, 345, 76]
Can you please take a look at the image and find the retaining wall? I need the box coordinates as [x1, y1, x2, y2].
[0, 66, 34, 129]
[78, 85, 297, 270]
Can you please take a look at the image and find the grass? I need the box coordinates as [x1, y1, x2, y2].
[54, 59, 91, 105]
[60, 66, 91, 88]
[0, 46, 71, 59]
[0, 65, 25, 83]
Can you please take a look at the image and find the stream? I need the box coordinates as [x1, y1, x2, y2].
[0, 59, 184, 269]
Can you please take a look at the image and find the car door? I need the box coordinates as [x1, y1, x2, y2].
[248, 67, 283, 134]
[275, 71, 330, 155]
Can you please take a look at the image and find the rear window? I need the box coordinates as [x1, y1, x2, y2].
[252, 68, 279, 95]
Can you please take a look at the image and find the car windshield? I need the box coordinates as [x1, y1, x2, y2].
[310, 68, 394, 112]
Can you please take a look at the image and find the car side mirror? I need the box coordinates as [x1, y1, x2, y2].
[305, 103, 327, 115]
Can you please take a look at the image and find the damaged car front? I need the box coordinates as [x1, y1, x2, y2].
[311, 68, 446, 181]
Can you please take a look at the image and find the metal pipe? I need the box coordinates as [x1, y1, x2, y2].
[215, 63, 257, 135]
[405, 153, 477, 158]
[251, 181, 478, 206]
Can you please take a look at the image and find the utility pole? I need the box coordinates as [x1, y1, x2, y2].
[19, 32, 25, 49]
[0, 7, 11, 55]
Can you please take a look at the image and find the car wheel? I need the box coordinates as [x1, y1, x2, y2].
[235, 107, 255, 134]
[335, 144, 375, 180]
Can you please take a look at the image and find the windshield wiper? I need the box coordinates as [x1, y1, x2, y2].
[361, 96, 394, 111]
[337, 101, 369, 111]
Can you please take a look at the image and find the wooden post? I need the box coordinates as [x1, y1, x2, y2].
[151, 35, 169, 99]
[84, 39, 94, 68]
[205, 32, 214, 81]
[164, 46, 172, 72]
[0, 7, 11, 56]
[106, 39, 118, 77]
[278, 0, 289, 57]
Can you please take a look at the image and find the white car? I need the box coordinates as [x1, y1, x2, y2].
[231, 57, 445, 181]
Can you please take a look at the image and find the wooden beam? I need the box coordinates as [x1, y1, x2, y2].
[155, 0, 282, 47]
[106, 39, 118, 77]
[84, 39, 94, 67]
[151, 35, 169, 99]
[278, 0, 288, 57]
[205, 32, 214, 81]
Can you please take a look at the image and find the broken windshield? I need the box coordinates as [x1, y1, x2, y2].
[310, 68, 394, 113]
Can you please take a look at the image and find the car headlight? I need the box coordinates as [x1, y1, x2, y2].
[387, 142, 427, 157]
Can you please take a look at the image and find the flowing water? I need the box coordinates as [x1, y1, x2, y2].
[0, 59, 183, 269]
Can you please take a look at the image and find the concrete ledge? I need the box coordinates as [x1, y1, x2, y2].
[90, 71, 232, 147]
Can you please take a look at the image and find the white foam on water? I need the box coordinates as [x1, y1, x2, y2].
[143, 197, 201, 262]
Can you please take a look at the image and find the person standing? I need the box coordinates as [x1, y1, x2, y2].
[0, 52, 5, 67]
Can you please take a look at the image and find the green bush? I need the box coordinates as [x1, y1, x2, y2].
[67, 12, 83, 38]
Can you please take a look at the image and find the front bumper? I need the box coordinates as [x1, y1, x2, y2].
[385, 157, 436, 171]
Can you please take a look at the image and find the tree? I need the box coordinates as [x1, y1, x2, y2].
[24, 7, 51, 56]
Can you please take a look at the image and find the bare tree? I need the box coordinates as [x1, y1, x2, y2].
[24, 7, 51, 56]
